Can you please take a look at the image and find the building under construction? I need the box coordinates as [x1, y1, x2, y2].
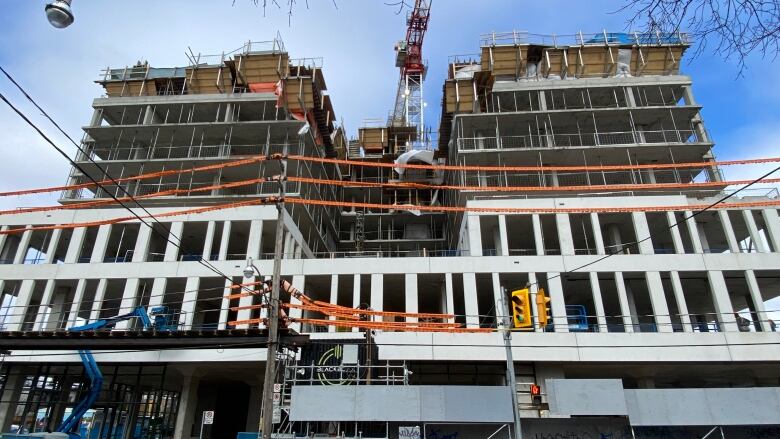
[0, 14, 780, 439]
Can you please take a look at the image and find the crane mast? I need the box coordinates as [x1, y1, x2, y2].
[392, 0, 431, 146]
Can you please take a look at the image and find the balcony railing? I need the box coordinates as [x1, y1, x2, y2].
[457, 129, 700, 151]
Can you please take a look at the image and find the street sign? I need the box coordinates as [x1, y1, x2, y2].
[202, 411, 214, 425]
[273, 383, 282, 393]
[273, 392, 281, 403]
[272, 406, 282, 424]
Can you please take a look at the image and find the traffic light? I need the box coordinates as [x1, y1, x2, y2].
[530, 383, 542, 406]
[510, 288, 532, 328]
[535, 288, 551, 328]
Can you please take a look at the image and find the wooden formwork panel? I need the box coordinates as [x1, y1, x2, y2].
[481, 45, 526, 77]
[185, 66, 232, 94]
[282, 77, 314, 112]
[577, 46, 617, 78]
[634, 46, 684, 75]
[235, 53, 289, 84]
[359, 127, 388, 151]
[444, 79, 477, 113]
[540, 48, 567, 78]
[101, 80, 157, 97]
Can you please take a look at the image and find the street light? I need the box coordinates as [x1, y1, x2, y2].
[45, 0, 74, 28]
[244, 257, 262, 279]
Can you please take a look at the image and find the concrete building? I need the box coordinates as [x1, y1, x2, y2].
[1, 31, 780, 439]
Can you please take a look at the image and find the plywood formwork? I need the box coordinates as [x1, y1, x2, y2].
[444, 79, 478, 113]
[359, 127, 388, 153]
[234, 52, 290, 85]
[185, 66, 233, 94]
[282, 77, 315, 113]
[101, 80, 158, 97]
[481, 45, 526, 78]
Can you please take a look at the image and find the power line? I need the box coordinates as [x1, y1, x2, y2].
[0, 67, 249, 290]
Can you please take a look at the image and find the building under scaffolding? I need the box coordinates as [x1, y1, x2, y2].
[0, 28, 780, 439]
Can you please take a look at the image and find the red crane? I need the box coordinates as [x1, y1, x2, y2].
[392, 0, 432, 137]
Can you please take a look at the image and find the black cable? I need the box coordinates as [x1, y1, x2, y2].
[0, 67, 251, 289]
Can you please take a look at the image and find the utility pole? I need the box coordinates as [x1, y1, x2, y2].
[499, 286, 523, 439]
[260, 137, 288, 439]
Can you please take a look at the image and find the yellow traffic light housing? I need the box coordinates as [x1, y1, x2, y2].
[536, 288, 551, 328]
[510, 288, 532, 328]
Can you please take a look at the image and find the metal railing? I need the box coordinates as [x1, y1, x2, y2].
[480, 30, 691, 48]
[457, 129, 699, 151]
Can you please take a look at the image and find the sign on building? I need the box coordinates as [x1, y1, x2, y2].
[202, 411, 214, 425]
[399, 426, 421, 439]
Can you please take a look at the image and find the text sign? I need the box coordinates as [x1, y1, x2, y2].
[202, 411, 214, 425]
[399, 426, 421, 439]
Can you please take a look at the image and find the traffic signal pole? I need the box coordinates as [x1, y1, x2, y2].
[499, 287, 523, 439]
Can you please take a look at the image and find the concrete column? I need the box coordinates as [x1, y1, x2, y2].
[246, 219, 263, 260]
[370, 273, 383, 313]
[89, 225, 112, 263]
[0, 370, 26, 432]
[0, 226, 8, 261]
[532, 214, 544, 256]
[164, 222, 184, 262]
[556, 214, 574, 255]
[547, 274, 568, 333]
[667, 212, 685, 254]
[33, 280, 56, 330]
[180, 277, 200, 328]
[132, 225, 152, 262]
[218, 221, 232, 261]
[645, 272, 672, 333]
[352, 274, 361, 333]
[606, 224, 623, 254]
[202, 221, 216, 261]
[289, 275, 305, 332]
[89, 279, 108, 322]
[45, 287, 69, 331]
[114, 279, 141, 329]
[6, 280, 34, 330]
[492, 226, 502, 256]
[528, 273, 540, 332]
[498, 215, 509, 256]
[745, 270, 770, 332]
[445, 273, 455, 324]
[65, 227, 87, 263]
[236, 272, 256, 330]
[614, 273, 634, 333]
[631, 212, 654, 255]
[590, 213, 605, 255]
[463, 273, 480, 328]
[718, 210, 740, 253]
[218, 278, 232, 330]
[625, 282, 640, 331]
[148, 278, 166, 309]
[761, 209, 780, 252]
[684, 211, 704, 254]
[173, 374, 200, 439]
[12, 229, 32, 264]
[491, 273, 503, 326]
[467, 215, 482, 256]
[706, 270, 737, 332]
[44, 229, 61, 264]
[328, 275, 339, 331]
[669, 272, 693, 332]
[742, 210, 768, 253]
[66, 279, 87, 326]
[283, 232, 293, 258]
[405, 274, 419, 323]
[697, 223, 711, 253]
[589, 272, 608, 332]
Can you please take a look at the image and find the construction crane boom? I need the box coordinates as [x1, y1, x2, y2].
[392, 0, 432, 140]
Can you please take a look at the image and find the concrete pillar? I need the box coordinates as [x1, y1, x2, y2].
[66, 279, 87, 326]
[528, 273, 541, 332]
[684, 211, 704, 254]
[445, 273, 455, 324]
[667, 212, 685, 254]
[6, 280, 34, 330]
[44, 229, 61, 264]
[218, 278, 232, 330]
[0, 226, 8, 262]
[589, 272, 608, 332]
[352, 274, 361, 333]
[114, 279, 141, 330]
[65, 227, 87, 263]
[590, 213, 605, 255]
[492, 226, 502, 256]
[606, 224, 623, 254]
[625, 281, 640, 331]
[491, 273, 503, 326]
[132, 224, 152, 262]
[614, 273, 634, 333]
[218, 221, 232, 261]
[631, 212, 654, 255]
[202, 221, 216, 261]
[89, 279, 108, 322]
[329, 275, 339, 331]
[236, 271, 256, 330]
[246, 220, 263, 260]
[164, 222, 184, 262]
[556, 214, 574, 255]
[89, 225, 112, 263]
[697, 223, 711, 253]
[669, 272, 693, 332]
[463, 273, 480, 328]
[761, 209, 780, 252]
[370, 273, 383, 313]
[498, 215, 509, 256]
[405, 274, 418, 323]
[289, 275, 305, 332]
[12, 229, 32, 264]
[532, 214, 544, 256]
[645, 272, 672, 333]
[718, 210, 740, 253]
[283, 232, 294, 258]
[745, 270, 770, 332]
[46, 287, 69, 331]
[173, 374, 200, 439]
[148, 278, 166, 309]
[180, 277, 200, 328]
[467, 215, 482, 256]
[0, 370, 26, 432]
[547, 274, 568, 333]
[742, 210, 768, 253]
[706, 270, 737, 332]
[33, 280, 56, 330]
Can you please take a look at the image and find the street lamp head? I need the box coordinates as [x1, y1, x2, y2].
[45, 0, 74, 29]
[243, 266, 256, 278]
